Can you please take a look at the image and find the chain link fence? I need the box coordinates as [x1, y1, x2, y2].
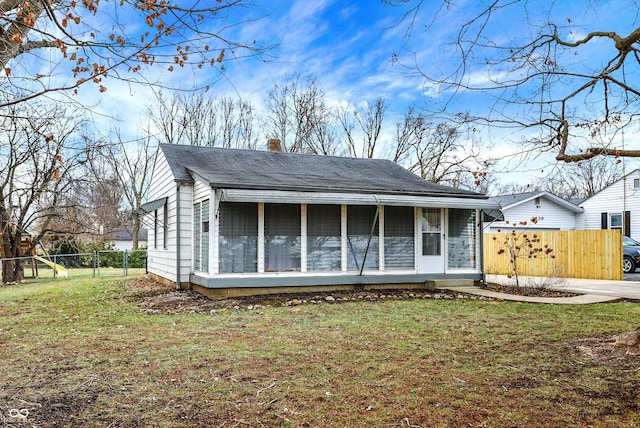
[0, 250, 147, 281]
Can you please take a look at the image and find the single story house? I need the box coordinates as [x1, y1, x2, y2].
[577, 169, 640, 239]
[484, 191, 584, 233]
[108, 229, 148, 251]
[141, 142, 500, 299]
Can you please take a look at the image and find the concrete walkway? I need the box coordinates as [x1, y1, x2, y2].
[438, 274, 640, 304]
[486, 274, 640, 301]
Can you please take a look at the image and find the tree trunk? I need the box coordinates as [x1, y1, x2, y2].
[132, 216, 141, 251]
[1, 230, 23, 284]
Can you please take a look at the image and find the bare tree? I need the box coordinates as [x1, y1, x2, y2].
[0, 96, 91, 283]
[337, 98, 387, 158]
[147, 91, 258, 148]
[218, 97, 259, 150]
[0, 1, 267, 109]
[387, 1, 640, 163]
[538, 156, 623, 200]
[390, 108, 485, 188]
[263, 74, 342, 154]
[100, 134, 156, 250]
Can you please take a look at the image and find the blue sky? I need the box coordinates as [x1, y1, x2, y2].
[80, 0, 639, 188]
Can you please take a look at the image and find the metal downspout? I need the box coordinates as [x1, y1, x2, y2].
[359, 195, 380, 276]
[175, 184, 181, 290]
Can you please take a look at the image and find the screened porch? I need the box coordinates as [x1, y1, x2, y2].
[192, 201, 480, 279]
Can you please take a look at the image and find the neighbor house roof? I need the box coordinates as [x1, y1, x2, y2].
[491, 191, 583, 213]
[159, 144, 486, 199]
[108, 229, 149, 241]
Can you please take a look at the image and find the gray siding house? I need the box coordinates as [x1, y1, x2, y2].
[142, 143, 500, 298]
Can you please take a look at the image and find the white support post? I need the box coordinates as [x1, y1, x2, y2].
[258, 203, 265, 273]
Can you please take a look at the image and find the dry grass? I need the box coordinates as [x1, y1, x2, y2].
[0, 276, 639, 427]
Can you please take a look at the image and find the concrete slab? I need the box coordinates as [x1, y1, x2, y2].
[486, 274, 640, 301]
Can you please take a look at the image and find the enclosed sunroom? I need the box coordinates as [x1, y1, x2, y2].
[144, 143, 500, 299]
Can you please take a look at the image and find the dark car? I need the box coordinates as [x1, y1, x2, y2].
[623, 236, 640, 273]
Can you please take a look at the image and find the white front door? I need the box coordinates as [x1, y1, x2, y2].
[417, 208, 445, 273]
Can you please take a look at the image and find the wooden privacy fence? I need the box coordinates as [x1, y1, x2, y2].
[483, 229, 623, 280]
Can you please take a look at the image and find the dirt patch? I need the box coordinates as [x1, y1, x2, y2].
[133, 276, 490, 314]
[575, 328, 640, 369]
[482, 282, 577, 297]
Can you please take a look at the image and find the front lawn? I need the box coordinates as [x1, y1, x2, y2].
[0, 276, 638, 427]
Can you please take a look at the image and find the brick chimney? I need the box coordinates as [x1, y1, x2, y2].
[268, 139, 282, 152]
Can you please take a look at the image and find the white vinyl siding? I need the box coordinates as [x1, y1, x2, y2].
[486, 196, 580, 233]
[578, 171, 640, 241]
[145, 151, 193, 284]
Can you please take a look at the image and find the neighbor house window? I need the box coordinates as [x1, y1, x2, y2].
[610, 213, 623, 231]
[347, 205, 379, 271]
[307, 204, 341, 271]
[384, 206, 415, 269]
[264, 204, 301, 272]
[448, 209, 477, 269]
[218, 202, 258, 273]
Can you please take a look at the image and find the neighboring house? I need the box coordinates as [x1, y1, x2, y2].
[577, 169, 640, 239]
[484, 191, 583, 233]
[141, 142, 500, 298]
[108, 229, 148, 251]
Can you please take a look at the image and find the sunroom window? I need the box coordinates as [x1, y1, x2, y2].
[307, 204, 341, 271]
[193, 200, 210, 273]
[218, 202, 258, 273]
[347, 205, 379, 271]
[384, 206, 415, 269]
[447, 209, 477, 269]
[264, 204, 301, 272]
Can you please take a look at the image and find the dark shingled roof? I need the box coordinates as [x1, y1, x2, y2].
[159, 144, 485, 198]
[490, 192, 540, 208]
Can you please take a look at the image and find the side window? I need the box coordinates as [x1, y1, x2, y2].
[154, 209, 158, 249]
[163, 202, 168, 249]
[610, 213, 623, 231]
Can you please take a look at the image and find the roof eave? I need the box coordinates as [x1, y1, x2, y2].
[208, 182, 487, 199]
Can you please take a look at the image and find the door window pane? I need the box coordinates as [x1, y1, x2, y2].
[307, 205, 341, 271]
[448, 209, 477, 269]
[347, 205, 379, 271]
[421, 208, 441, 256]
[219, 202, 258, 273]
[384, 206, 415, 269]
[265, 204, 301, 272]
